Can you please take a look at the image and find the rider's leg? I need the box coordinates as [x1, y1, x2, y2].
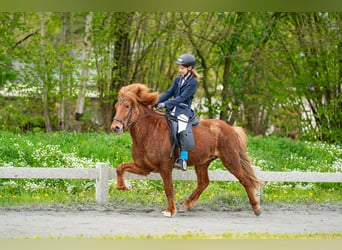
[174, 114, 188, 171]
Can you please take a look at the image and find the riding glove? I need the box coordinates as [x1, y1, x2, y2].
[157, 102, 165, 109]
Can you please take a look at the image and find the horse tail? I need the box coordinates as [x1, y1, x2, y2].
[234, 126, 262, 189]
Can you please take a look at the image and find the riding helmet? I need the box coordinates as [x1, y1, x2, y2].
[175, 54, 196, 67]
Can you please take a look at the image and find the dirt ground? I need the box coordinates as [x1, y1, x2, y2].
[0, 203, 341, 238]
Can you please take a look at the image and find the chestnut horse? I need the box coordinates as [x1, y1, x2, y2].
[111, 83, 261, 218]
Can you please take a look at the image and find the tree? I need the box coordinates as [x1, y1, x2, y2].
[91, 12, 134, 132]
[179, 12, 219, 119]
[74, 12, 93, 132]
[39, 12, 53, 132]
[0, 13, 21, 87]
[1, 12, 340, 143]
[281, 13, 342, 142]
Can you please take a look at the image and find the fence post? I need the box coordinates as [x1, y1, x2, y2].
[96, 162, 109, 204]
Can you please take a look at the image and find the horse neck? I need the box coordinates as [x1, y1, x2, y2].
[128, 106, 156, 141]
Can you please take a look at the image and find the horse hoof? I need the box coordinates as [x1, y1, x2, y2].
[161, 211, 173, 218]
[254, 207, 262, 216]
[178, 205, 189, 213]
[117, 181, 132, 191]
[124, 181, 132, 189]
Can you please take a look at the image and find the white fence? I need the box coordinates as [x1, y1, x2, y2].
[1, 162, 341, 204]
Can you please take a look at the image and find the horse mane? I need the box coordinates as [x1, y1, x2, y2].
[119, 83, 159, 107]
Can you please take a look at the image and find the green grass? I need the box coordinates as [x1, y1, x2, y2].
[247, 135, 342, 172]
[0, 131, 341, 208]
[0, 131, 132, 167]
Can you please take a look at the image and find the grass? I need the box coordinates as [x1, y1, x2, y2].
[248, 135, 342, 172]
[0, 130, 341, 208]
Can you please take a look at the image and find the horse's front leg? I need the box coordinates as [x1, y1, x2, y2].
[159, 168, 176, 218]
[180, 165, 210, 212]
[116, 161, 151, 190]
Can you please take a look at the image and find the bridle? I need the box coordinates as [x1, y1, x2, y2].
[113, 97, 156, 130]
[113, 97, 134, 130]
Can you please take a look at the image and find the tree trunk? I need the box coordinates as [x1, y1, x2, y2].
[58, 12, 68, 131]
[101, 12, 133, 133]
[74, 12, 93, 132]
[40, 12, 52, 132]
[221, 55, 239, 125]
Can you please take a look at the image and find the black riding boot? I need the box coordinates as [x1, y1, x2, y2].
[174, 150, 187, 171]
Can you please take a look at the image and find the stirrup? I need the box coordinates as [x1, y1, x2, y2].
[174, 158, 187, 171]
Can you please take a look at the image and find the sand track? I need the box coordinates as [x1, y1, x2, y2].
[1, 203, 341, 238]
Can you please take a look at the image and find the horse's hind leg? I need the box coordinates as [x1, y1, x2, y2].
[220, 156, 261, 216]
[179, 165, 210, 212]
[240, 177, 261, 216]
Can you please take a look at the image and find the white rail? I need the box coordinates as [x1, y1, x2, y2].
[1, 163, 341, 204]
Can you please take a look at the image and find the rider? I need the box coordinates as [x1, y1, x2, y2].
[156, 53, 200, 171]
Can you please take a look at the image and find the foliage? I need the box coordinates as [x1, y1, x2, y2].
[247, 135, 342, 172]
[0, 97, 45, 132]
[0, 13, 24, 87]
[0, 55, 18, 87]
[0, 12, 341, 143]
[276, 13, 342, 143]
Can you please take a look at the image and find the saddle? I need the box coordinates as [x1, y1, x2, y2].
[166, 112, 199, 158]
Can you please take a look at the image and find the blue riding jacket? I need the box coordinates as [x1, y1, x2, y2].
[158, 73, 198, 118]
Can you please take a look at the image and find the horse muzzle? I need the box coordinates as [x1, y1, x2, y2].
[111, 124, 123, 134]
[111, 118, 125, 134]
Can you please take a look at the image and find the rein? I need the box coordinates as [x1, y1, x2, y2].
[156, 109, 196, 124]
[114, 96, 196, 132]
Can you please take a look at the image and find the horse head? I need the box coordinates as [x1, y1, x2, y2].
[111, 97, 134, 134]
[111, 83, 159, 134]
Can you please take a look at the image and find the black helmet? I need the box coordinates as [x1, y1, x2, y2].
[175, 53, 196, 67]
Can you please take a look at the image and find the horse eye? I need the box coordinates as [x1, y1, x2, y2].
[125, 105, 130, 109]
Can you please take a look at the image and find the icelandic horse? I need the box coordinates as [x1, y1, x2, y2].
[111, 83, 261, 218]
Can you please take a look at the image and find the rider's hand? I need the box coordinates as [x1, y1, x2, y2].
[156, 103, 165, 109]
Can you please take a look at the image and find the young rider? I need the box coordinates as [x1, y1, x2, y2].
[156, 53, 200, 171]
